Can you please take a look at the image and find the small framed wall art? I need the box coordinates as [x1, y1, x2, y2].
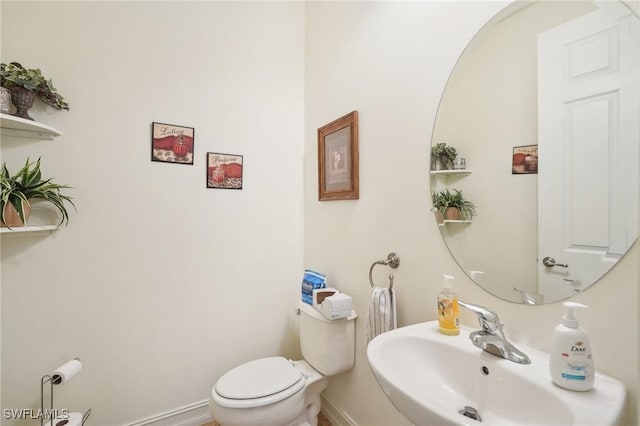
[151, 122, 195, 165]
[512, 145, 538, 174]
[207, 152, 243, 189]
[317, 111, 359, 201]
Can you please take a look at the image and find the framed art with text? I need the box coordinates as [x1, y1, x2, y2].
[207, 152, 243, 189]
[512, 145, 538, 174]
[151, 122, 194, 165]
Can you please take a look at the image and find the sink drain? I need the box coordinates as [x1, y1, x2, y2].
[459, 406, 482, 422]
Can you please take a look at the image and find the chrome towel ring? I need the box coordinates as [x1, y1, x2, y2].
[369, 252, 400, 288]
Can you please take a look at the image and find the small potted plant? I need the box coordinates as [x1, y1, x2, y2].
[0, 62, 70, 121]
[431, 142, 457, 170]
[432, 188, 476, 223]
[1, 157, 75, 228]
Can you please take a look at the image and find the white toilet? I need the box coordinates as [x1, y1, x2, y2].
[210, 301, 357, 426]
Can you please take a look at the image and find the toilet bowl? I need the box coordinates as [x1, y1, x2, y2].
[210, 357, 327, 426]
[209, 302, 356, 426]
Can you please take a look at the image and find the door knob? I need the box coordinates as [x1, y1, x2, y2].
[542, 257, 568, 268]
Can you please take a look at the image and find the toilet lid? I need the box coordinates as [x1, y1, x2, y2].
[216, 357, 303, 400]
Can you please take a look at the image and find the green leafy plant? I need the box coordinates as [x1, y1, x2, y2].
[431, 142, 457, 160]
[431, 143, 458, 170]
[0, 62, 70, 111]
[431, 188, 476, 220]
[1, 158, 75, 227]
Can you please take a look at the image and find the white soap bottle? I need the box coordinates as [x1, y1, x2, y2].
[549, 302, 594, 391]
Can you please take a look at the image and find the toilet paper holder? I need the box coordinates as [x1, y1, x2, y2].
[40, 358, 92, 426]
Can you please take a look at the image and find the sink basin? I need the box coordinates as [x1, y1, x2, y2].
[367, 321, 626, 426]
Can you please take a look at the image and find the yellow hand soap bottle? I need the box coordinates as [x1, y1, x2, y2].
[438, 274, 460, 335]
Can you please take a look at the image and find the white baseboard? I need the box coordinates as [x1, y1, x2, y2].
[124, 399, 212, 426]
[320, 395, 357, 426]
[123, 395, 352, 426]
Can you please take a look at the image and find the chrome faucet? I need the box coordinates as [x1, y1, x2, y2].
[458, 301, 531, 364]
[514, 287, 542, 305]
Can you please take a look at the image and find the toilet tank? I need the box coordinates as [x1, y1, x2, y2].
[298, 301, 357, 376]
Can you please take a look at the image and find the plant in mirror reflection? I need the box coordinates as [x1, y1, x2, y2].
[431, 142, 457, 170]
[432, 188, 476, 221]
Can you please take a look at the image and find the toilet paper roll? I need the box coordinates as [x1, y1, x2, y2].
[44, 412, 84, 426]
[52, 359, 82, 385]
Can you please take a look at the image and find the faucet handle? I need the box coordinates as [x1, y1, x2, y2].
[458, 300, 502, 332]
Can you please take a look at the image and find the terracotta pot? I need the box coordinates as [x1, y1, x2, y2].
[435, 210, 444, 225]
[444, 207, 460, 221]
[8, 86, 36, 120]
[1, 202, 32, 227]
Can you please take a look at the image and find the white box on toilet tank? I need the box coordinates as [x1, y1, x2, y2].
[298, 302, 357, 376]
[312, 288, 353, 320]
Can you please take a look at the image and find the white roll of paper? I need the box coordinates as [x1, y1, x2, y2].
[52, 359, 82, 385]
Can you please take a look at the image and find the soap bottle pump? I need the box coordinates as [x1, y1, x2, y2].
[438, 274, 459, 335]
[550, 302, 594, 391]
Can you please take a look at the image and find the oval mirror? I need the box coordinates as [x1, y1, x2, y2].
[431, 0, 639, 304]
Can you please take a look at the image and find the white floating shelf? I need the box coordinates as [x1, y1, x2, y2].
[0, 113, 61, 140]
[430, 169, 472, 175]
[0, 225, 58, 236]
[438, 220, 472, 227]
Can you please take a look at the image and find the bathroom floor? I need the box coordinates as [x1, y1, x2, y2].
[203, 412, 332, 426]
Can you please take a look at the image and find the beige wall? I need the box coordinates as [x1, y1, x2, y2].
[1, 2, 304, 424]
[1, 1, 638, 425]
[305, 1, 638, 425]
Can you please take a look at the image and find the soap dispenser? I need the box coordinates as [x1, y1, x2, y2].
[549, 302, 594, 391]
[437, 274, 459, 335]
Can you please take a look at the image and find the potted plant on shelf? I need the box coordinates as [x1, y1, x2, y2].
[0, 62, 70, 121]
[431, 188, 476, 224]
[1, 157, 75, 229]
[431, 142, 457, 170]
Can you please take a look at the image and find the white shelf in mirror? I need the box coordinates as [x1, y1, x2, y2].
[0, 225, 58, 236]
[0, 113, 61, 140]
[430, 169, 472, 175]
[438, 220, 472, 227]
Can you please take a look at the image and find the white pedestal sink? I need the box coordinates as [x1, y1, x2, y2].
[367, 321, 626, 426]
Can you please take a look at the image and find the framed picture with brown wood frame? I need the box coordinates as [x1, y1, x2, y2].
[317, 111, 359, 201]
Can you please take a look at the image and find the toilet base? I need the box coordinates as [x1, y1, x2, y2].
[297, 361, 328, 426]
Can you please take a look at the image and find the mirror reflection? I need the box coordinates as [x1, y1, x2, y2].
[431, 1, 639, 304]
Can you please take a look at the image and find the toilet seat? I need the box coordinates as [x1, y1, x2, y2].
[213, 357, 305, 409]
